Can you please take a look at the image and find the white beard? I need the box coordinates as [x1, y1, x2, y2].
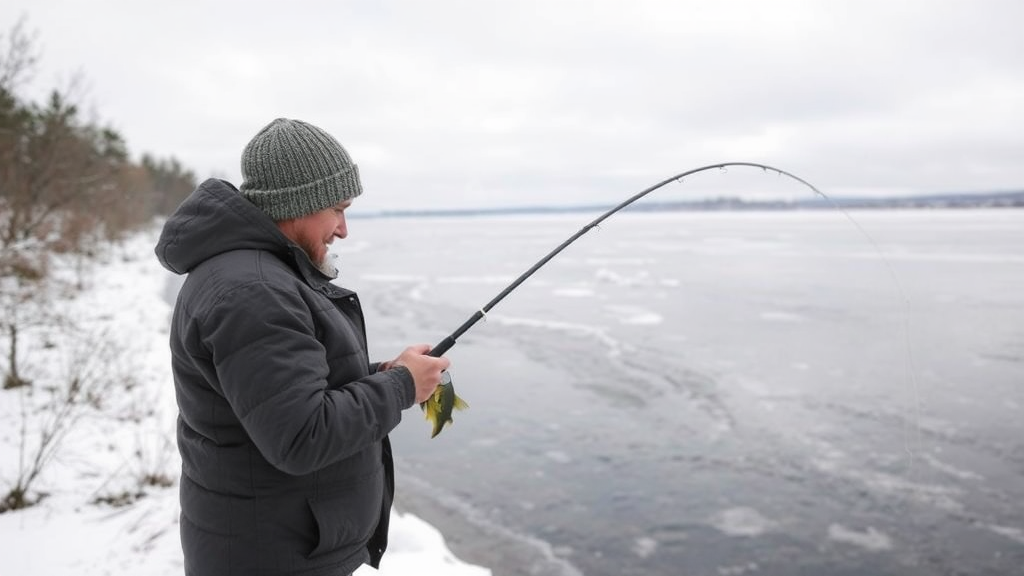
[317, 252, 340, 279]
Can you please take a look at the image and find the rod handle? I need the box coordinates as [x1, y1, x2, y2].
[429, 337, 456, 357]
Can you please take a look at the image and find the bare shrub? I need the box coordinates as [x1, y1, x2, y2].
[1, 328, 134, 513]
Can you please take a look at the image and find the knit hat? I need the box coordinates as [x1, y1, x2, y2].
[239, 118, 363, 221]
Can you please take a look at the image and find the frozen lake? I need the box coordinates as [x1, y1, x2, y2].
[337, 208, 1024, 576]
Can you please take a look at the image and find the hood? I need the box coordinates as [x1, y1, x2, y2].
[155, 178, 292, 274]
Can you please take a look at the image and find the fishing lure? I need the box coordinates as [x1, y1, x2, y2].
[424, 162, 836, 437]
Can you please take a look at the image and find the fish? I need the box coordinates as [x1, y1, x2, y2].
[421, 372, 469, 438]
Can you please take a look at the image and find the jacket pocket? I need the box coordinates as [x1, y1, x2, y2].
[306, 466, 384, 559]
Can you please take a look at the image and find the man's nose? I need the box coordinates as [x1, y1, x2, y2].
[334, 214, 348, 239]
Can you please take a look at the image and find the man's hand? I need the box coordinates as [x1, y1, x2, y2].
[391, 344, 451, 404]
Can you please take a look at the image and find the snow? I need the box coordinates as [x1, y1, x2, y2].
[0, 227, 490, 576]
[826, 524, 893, 552]
[707, 507, 778, 538]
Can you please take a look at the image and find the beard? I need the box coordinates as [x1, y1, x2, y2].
[316, 253, 340, 279]
[295, 236, 339, 279]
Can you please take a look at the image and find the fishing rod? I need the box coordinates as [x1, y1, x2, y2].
[428, 161, 825, 358]
[420, 162, 830, 437]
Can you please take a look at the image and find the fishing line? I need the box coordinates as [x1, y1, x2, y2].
[794, 176, 922, 472]
[428, 162, 921, 471]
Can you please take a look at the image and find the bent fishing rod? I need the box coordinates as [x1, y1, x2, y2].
[427, 161, 826, 358]
[418, 162, 830, 437]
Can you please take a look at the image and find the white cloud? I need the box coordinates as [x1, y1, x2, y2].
[2, 0, 1022, 210]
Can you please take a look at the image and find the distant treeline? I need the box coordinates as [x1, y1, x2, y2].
[1, 20, 195, 259]
[626, 189, 1024, 212]
[1, 19, 202, 512]
[2, 20, 198, 398]
[359, 189, 1024, 219]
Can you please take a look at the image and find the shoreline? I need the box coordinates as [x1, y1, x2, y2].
[394, 471, 582, 576]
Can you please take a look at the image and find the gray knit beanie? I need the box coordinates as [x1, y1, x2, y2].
[239, 118, 363, 221]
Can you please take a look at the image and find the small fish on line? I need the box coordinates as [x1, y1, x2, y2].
[421, 371, 469, 438]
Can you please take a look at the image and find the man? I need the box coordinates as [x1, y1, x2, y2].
[155, 118, 449, 576]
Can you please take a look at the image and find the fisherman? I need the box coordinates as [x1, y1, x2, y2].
[155, 118, 450, 576]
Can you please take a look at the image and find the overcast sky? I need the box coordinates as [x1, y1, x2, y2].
[3, 0, 1022, 211]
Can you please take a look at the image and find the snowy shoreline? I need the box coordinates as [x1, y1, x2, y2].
[0, 227, 490, 576]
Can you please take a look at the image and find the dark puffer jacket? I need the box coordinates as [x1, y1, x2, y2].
[155, 178, 415, 576]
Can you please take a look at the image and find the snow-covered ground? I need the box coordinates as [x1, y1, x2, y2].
[0, 227, 490, 576]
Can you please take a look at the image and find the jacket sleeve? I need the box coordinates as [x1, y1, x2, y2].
[199, 279, 416, 476]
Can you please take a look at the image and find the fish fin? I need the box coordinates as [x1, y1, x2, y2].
[422, 396, 440, 424]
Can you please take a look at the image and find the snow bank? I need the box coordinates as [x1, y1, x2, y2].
[0, 227, 489, 576]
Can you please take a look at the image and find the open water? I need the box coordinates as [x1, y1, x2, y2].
[343, 208, 1023, 576]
